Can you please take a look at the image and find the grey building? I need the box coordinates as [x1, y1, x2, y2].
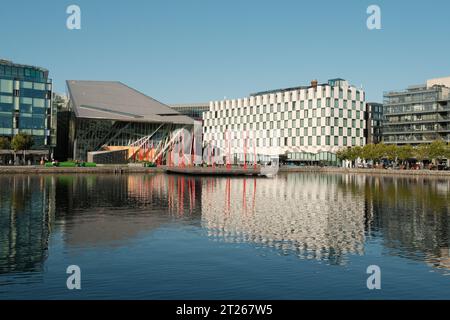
[383, 77, 450, 145]
[365, 102, 383, 144]
[170, 103, 209, 121]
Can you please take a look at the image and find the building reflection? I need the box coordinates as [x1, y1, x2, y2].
[0, 173, 448, 275]
[201, 174, 367, 265]
[0, 175, 54, 274]
[357, 175, 450, 273]
[52, 174, 202, 247]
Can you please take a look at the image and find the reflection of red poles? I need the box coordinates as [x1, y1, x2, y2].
[242, 179, 247, 215]
[252, 178, 256, 215]
[226, 178, 231, 215]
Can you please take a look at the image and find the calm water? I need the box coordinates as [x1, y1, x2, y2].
[0, 173, 449, 300]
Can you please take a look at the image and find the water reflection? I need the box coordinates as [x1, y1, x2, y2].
[0, 173, 449, 277]
[0, 176, 53, 274]
[202, 175, 367, 265]
[51, 174, 203, 247]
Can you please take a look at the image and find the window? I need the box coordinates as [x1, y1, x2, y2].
[326, 136, 330, 145]
[0, 80, 13, 93]
[0, 115, 13, 128]
[0, 95, 13, 104]
[33, 82, 45, 90]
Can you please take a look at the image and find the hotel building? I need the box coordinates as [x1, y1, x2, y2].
[383, 77, 450, 145]
[203, 79, 366, 165]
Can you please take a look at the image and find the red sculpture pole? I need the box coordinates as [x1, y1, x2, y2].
[243, 131, 247, 170]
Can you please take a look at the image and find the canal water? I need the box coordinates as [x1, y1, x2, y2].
[0, 173, 449, 299]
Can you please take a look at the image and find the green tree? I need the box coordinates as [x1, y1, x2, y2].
[11, 134, 34, 152]
[427, 140, 447, 161]
[384, 144, 398, 162]
[0, 136, 10, 150]
[414, 144, 429, 163]
[362, 143, 383, 163]
[397, 145, 414, 163]
[336, 148, 350, 161]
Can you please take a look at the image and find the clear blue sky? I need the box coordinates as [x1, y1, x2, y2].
[1, 0, 449, 103]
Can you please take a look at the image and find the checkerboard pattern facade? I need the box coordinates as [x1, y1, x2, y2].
[203, 79, 366, 159]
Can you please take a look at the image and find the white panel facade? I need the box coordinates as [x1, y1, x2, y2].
[203, 79, 366, 158]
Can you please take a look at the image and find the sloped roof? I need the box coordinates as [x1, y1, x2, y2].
[66, 80, 193, 125]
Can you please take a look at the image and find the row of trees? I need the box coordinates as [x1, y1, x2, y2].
[336, 140, 450, 164]
[0, 134, 34, 151]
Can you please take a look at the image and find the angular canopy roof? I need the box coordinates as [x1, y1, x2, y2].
[66, 80, 194, 125]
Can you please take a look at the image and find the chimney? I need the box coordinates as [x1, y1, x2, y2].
[311, 79, 318, 88]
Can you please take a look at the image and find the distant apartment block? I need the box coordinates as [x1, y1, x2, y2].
[203, 79, 366, 165]
[383, 77, 450, 145]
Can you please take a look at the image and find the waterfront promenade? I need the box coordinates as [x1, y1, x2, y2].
[1, 165, 450, 177]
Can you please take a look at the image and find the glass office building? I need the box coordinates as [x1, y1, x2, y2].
[0, 59, 55, 150]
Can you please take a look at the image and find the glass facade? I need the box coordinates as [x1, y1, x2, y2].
[0, 60, 54, 149]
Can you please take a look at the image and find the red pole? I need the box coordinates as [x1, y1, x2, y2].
[191, 128, 195, 166]
[211, 141, 215, 168]
[253, 134, 257, 170]
[181, 133, 185, 168]
[227, 130, 231, 170]
[244, 131, 247, 170]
